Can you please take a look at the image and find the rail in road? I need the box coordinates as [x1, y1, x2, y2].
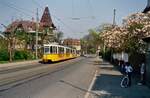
[0, 63, 43, 74]
[0, 58, 84, 92]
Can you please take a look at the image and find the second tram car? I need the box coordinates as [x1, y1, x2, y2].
[42, 44, 78, 63]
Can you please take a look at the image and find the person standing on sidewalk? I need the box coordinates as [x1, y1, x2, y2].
[138, 62, 146, 85]
[125, 62, 133, 86]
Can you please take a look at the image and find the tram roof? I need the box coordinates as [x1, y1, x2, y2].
[44, 44, 74, 50]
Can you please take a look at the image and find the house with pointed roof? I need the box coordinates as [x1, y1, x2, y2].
[39, 6, 56, 43]
[4, 6, 56, 50]
[40, 6, 55, 29]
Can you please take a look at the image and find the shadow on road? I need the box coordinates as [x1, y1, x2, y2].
[91, 70, 150, 98]
[59, 80, 100, 97]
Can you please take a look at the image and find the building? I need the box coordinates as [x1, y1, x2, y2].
[143, 0, 150, 13]
[63, 38, 81, 51]
[4, 6, 56, 50]
[142, 37, 150, 87]
[39, 6, 56, 43]
[141, 0, 150, 87]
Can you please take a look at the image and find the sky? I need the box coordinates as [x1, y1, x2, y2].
[0, 0, 147, 39]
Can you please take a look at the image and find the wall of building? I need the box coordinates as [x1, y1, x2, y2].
[146, 51, 150, 87]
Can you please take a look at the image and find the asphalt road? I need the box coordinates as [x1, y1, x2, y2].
[0, 57, 97, 98]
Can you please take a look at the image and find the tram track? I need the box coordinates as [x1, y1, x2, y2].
[0, 57, 84, 91]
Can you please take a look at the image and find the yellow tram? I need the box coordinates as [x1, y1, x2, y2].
[42, 44, 79, 63]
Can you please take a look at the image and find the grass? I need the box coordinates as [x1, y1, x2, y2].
[0, 58, 37, 64]
[0, 61, 9, 64]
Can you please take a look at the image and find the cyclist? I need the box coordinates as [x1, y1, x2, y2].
[124, 62, 133, 86]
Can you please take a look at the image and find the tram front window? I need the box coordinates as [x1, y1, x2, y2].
[44, 47, 50, 54]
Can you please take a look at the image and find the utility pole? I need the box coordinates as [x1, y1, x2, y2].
[36, 8, 39, 59]
[111, 9, 116, 62]
[113, 9, 116, 26]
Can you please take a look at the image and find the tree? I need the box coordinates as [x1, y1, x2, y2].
[88, 29, 102, 51]
[0, 32, 7, 50]
[54, 31, 63, 44]
[81, 29, 102, 54]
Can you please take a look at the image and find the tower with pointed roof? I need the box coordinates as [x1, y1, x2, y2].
[40, 6, 56, 43]
[40, 6, 55, 29]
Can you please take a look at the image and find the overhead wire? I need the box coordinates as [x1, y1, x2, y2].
[52, 14, 78, 33]
[0, 0, 80, 33]
[87, 0, 95, 19]
[31, 0, 79, 33]
[69, 0, 96, 20]
[0, 1, 34, 18]
[31, 0, 44, 10]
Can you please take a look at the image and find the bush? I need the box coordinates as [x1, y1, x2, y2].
[0, 49, 35, 62]
[0, 49, 9, 61]
[14, 50, 34, 60]
[129, 52, 145, 73]
[102, 49, 111, 61]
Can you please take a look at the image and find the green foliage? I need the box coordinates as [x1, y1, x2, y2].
[101, 48, 111, 61]
[129, 52, 145, 72]
[88, 46, 96, 54]
[14, 50, 34, 60]
[0, 50, 35, 62]
[81, 29, 102, 54]
[96, 23, 114, 32]
[0, 49, 9, 61]
[0, 37, 7, 50]
[15, 30, 30, 44]
[127, 23, 144, 33]
[123, 23, 146, 53]
[54, 31, 63, 44]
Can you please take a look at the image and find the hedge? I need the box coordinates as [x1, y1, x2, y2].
[0, 50, 35, 61]
[14, 50, 35, 60]
[0, 49, 9, 61]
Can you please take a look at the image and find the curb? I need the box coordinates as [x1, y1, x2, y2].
[0, 59, 41, 71]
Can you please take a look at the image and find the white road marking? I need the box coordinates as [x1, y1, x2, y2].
[84, 70, 98, 98]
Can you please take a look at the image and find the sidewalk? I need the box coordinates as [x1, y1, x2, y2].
[90, 57, 150, 98]
[0, 59, 41, 71]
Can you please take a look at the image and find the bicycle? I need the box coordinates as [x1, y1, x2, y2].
[120, 74, 129, 88]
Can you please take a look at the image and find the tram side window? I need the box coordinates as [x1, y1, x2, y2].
[72, 49, 74, 54]
[52, 46, 57, 54]
[44, 46, 50, 54]
[71, 49, 73, 54]
[66, 48, 71, 54]
[73, 50, 75, 54]
[66, 48, 69, 54]
[50, 46, 52, 54]
[75, 50, 77, 54]
[59, 47, 64, 54]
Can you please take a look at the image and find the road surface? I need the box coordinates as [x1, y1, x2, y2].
[0, 57, 97, 98]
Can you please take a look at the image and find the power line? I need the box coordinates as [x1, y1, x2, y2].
[1, 0, 79, 33]
[52, 15, 78, 33]
[0, 1, 33, 18]
[5, 1, 35, 14]
[31, 0, 78, 33]
[31, 0, 44, 10]
[87, 0, 95, 19]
